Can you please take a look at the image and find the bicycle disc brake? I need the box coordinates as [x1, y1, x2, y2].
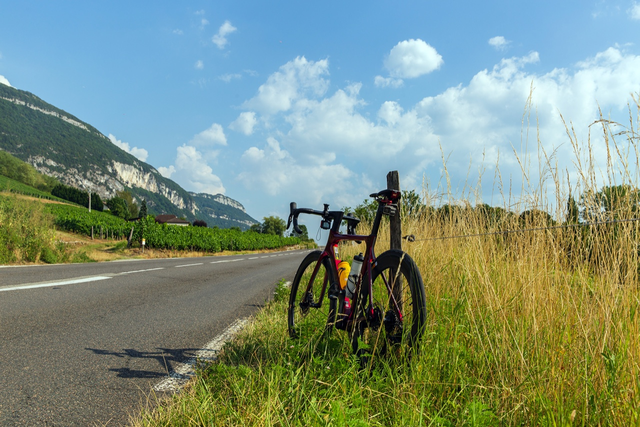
[367, 306, 383, 330]
[299, 291, 313, 315]
[384, 309, 403, 345]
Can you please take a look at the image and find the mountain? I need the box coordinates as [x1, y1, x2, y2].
[0, 83, 258, 230]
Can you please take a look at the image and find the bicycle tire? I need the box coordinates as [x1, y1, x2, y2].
[288, 250, 338, 344]
[351, 249, 427, 364]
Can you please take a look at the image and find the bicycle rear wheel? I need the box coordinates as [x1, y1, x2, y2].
[351, 249, 427, 364]
[288, 250, 338, 345]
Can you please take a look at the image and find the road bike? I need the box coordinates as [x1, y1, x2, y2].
[287, 189, 427, 364]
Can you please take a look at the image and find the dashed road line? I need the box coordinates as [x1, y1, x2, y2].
[175, 263, 204, 268]
[0, 276, 112, 293]
[118, 267, 165, 275]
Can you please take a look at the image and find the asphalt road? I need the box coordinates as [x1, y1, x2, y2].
[0, 250, 308, 426]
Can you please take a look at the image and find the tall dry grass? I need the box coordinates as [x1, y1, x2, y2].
[135, 95, 640, 426]
[340, 94, 640, 424]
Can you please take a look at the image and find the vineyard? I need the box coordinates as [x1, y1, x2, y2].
[0, 175, 68, 202]
[46, 203, 300, 252]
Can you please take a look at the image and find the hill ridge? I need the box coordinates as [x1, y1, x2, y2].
[0, 83, 258, 229]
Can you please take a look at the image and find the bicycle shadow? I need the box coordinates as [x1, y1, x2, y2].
[85, 346, 200, 379]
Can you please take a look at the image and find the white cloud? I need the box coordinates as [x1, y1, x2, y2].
[173, 29, 184, 35]
[235, 47, 640, 212]
[212, 20, 237, 49]
[384, 39, 443, 79]
[219, 73, 241, 82]
[108, 134, 148, 162]
[243, 56, 329, 115]
[195, 60, 204, 70]
[374, 75, 404, 88]
[229, 112, 257, 135]
[171, 145, 225, 194]
[629, 2, 640, 19]
[239, 137, 353, 204]
[489, 36, 510, 50]
[0, 74, 11, 87]
[200, 18, 209, 29]
[190, 123, 227, 146]
[158, 165, 175, 178]
[159, 125, 227, 195]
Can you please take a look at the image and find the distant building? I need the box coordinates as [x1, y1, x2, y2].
[154, 214, 190, 226]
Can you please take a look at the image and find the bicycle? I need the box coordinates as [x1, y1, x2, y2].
[287, 189, 427, 364]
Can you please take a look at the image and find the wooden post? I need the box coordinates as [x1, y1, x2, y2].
[91, 226, 94, 240]
[387, 171, 403, 309]
[387, 171, 402, 251]
[127, 227, 134, 248]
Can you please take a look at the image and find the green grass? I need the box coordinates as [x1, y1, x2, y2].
[0, 174, 67, 202]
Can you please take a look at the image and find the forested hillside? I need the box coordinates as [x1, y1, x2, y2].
[0, 83, 257, 229]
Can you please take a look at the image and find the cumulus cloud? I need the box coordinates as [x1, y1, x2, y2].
[108, 134, 148, 162]
[190, 123, 227, 147]
[229, 112, 258, 135]
[212, 20, 237, 49]
[234, 47, 640, 212]
[629, 2, 640, 19]
[159, 125, 227, 195]
[195, 60, 204, 70]
[384, 39, 443, 79]
[243, 56, 329, 115]
[170, 145, 225, 194]
[173, 29, 183, 35]
[0, 75, 11, 87]
[374, 75, 404, 88]
[489, 36, 510, 50]
[239, 137, 353, 205]
[158, 165, 175, 178]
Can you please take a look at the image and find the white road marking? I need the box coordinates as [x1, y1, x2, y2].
[0, 276, 112, 293]
[248, 257, 258, 260]
[175, 263, 203, 268]
[118, 268, 165, 275]
[153, 318, 249, 393]
[210, 259, 243, 264]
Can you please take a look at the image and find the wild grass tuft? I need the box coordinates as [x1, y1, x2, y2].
[0, 194, 69, 264]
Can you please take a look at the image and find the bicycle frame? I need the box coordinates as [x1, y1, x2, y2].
[297, 192, 403, 331]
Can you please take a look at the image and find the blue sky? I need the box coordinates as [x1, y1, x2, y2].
[1, 1, 640, 225]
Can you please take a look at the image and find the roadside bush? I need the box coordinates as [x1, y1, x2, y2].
[0, 194, 67, 263]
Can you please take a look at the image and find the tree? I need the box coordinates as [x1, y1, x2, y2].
[139, 199, 148, 218]
[401, 189, 424, 219]
[106, 197, 129, 219]
[261, 216, 286, 237]
[519, 209, 555, 227]
[353, 198, 378, 223]
[193, 219, 207, 227]
[117, 190, 139, 220]
[249, 223, 262, 233]
[292, 224, 309, 240]
[566, 195, 579, 224]
[90, 192, 104, 211]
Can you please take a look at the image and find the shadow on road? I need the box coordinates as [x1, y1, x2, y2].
[86, 347, 200, 379]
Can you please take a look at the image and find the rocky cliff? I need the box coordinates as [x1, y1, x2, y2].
[0, 83, 257, 229]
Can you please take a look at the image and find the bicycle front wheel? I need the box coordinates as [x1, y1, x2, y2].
[288, 250, 338, 345]
[351, 249, 427, 364]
